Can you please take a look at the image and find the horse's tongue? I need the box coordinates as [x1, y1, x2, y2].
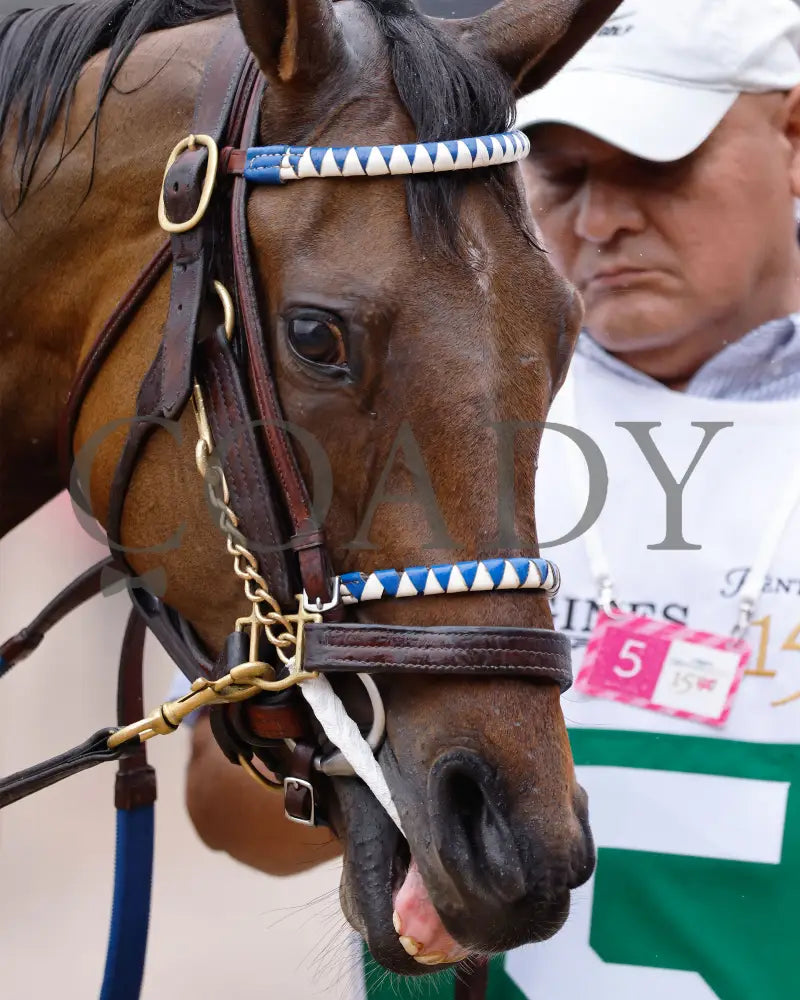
[392, 858, 469, 966]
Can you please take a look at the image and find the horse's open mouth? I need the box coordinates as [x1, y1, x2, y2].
[337, 727, 590, 976]
[390, 838, 471, 966]
[335, 763, 473, 976]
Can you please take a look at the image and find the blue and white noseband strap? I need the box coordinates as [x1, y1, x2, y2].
[323, 557, 559, 608]
[243, 129, 530, 184]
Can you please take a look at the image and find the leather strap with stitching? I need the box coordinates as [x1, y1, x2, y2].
[127, 586, 215, 682]
[230, 80, 335, 604]
[303, 624, 573, 690]
[198, 326, 294, 605]
[106, 26, 252, 560]
[115, 608, 157, 811]
[0, 609, 157, 810]
[0, 728, 123, 809]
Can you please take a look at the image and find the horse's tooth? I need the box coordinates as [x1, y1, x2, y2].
[399, 936, 422, 956]
[414, 952, 449, 966]
[392, 910, 402, 934]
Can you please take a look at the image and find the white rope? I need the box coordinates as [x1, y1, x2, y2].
[298, 672, 405, 834]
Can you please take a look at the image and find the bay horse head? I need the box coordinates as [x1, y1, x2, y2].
[0, 0, 621, 978]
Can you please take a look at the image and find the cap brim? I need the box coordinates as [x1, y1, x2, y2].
[515, 70, 738, 162]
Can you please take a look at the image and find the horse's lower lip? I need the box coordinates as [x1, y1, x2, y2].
[392, 855, 471, 964]
[376, 833, 470, 973]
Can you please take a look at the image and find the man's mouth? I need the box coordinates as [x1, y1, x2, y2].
[584, 266, 654, 290]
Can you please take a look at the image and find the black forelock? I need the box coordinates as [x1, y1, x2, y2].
[359, 0, 533, 251]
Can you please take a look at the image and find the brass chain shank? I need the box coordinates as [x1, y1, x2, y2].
[108, 279, 321, 752]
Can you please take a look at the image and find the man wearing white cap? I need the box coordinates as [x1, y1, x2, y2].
[501, 1, 800, 999]
[516, 0, 800, 388]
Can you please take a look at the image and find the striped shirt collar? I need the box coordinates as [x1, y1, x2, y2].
[576, 312, 800, 402]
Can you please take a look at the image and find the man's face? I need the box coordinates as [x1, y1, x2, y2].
[521, 93, 800, 361]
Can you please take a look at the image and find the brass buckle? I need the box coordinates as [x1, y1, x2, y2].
[158, 133, 219, 234]
[284, 777, 316, 826]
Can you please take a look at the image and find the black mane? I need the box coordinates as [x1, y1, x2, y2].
[0, 0, 230, 204]
[0, 0, 531, 246]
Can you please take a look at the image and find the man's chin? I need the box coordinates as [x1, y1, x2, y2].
[582, 298, 685, 358]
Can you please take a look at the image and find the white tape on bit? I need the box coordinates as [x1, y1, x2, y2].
[299, 673, 406, 835]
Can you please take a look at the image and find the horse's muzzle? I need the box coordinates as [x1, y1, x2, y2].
[420, 749, 596, 952]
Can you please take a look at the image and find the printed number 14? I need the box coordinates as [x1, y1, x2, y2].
[745, 616, 800, 707]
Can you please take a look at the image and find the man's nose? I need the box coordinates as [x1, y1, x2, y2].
[574, 178, 645, 245]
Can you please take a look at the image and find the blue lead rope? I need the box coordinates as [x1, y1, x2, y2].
[99, 804, 154, 1000]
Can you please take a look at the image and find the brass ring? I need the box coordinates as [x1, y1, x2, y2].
[213, 280, 235, 341]
[238, 755, 283, 794]
[157, 133, 219, 234]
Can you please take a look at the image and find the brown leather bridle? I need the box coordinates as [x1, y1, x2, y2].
[56, 23, 574, 817]
[0, 25, 573, 1000]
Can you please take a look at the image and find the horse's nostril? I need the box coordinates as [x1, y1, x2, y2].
[429, 751, 527, 905]
[447, 770, 486, 855]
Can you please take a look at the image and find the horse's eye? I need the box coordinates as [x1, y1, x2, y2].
[287, 313, 347, 370]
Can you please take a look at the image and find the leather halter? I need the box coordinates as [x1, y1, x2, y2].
[5, 18, 575, 824]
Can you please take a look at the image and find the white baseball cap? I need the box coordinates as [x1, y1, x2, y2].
[515, 0, 800, 162]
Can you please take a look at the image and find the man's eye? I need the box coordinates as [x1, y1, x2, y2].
[541, 166, 586, 190]
[287, 314, 347, 370]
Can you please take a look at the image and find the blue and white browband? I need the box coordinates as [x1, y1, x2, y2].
[336, 558, 558, 605]
[243, 130, 530, 185]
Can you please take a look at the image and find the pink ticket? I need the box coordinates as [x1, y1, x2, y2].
[576, 611, 751, 727]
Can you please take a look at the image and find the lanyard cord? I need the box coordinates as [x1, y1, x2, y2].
[732, 459, 800, 636]
[556, 371, 800, 636]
